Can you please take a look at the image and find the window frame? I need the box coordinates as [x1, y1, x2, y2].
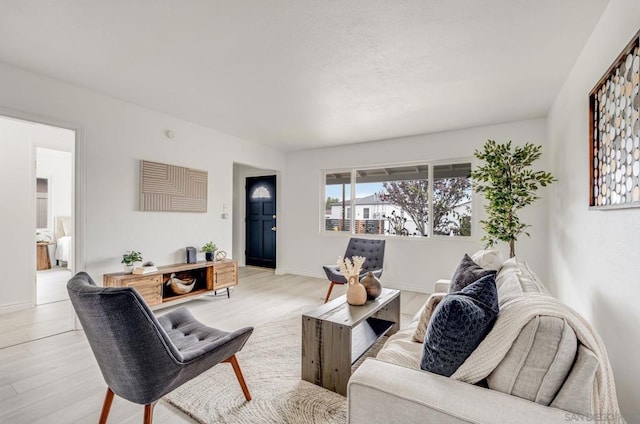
[321, 158, 474, 239]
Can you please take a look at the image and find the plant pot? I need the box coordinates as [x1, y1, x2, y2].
[205, 252, 215, 261]
[346, 275, 367, 306]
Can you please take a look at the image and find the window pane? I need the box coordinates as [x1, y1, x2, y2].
[356, 165, 429, 237]
[324, 171, 351, 232]
[250, 185, 271, 199]
[433, 163, 472, 236]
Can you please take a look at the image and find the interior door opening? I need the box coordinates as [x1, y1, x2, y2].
[36, 147, 74, 305]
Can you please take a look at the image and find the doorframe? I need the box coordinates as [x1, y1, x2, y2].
[0, 106, 85, 330]
[232, 164, 281, 271]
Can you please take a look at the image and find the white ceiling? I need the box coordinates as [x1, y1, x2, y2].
[0, 1, 608, 151]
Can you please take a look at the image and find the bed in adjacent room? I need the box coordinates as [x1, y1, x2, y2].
[54, 216, 72, 268]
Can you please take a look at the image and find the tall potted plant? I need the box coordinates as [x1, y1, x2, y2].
[471, 140, 556, 258]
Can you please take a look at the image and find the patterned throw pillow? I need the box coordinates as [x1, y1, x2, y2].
[420, 274, 499, 377]
[449, 254, 497, 293]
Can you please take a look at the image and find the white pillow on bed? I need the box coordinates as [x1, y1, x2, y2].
[62, 218, 72, 236]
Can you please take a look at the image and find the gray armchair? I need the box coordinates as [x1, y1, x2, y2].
[322, 238, 385, 303]
[67, 272, 253, 424]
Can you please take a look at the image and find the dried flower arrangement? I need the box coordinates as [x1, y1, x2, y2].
[337, 256, 366, 278]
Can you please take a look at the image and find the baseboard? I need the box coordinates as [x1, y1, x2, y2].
[383, 281, 431, 294]
[0, 300, 33, 313]
[275, 267, 431, 294]
[275, 267, 325, 279]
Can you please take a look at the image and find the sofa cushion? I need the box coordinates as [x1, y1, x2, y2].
[420, 274, 499, 377]
[449, 254, 497, 293]
[550, 345, 598, 416]
[376, 327, 423, 369]
[486, 316, 577, 406]
[471, 249, 505, 271]
[496, 257, 549, 299]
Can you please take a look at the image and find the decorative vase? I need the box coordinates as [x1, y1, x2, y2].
[123, 264, 133, 273]
[205, 252, 215, 261]
[360, 271, 382, 300]
[346, 275, 367, 306]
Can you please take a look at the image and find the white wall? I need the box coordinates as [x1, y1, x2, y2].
[0, 120, 36, 309]
[0, 62, 286, 310]
[36, 147, 73, 237]
[281, 118, 552, 292]
[547, 0, 640, 420]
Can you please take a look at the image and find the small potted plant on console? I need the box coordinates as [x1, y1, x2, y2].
[121, 250, 143, 273]
[202, 242, 217, 261]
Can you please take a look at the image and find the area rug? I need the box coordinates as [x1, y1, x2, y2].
[164, 314, 388, 424]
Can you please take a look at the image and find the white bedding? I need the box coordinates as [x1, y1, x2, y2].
[55, 235, 72, 263]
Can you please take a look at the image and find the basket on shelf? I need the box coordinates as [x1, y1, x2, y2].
[167, 273, 196, 295]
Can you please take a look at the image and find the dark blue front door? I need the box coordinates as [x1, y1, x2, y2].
[245, 175, 276, 268]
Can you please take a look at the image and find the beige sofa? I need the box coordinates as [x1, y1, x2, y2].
[348, 257, 606, 424]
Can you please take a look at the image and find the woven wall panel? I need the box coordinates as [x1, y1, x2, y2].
[140, 160, 207, 212]
[590, 30, 640, 209]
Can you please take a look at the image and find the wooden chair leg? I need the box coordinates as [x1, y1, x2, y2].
[99, 388, 115, 424]
[224, 354, 251, 401]
[324, 281, 337, 303]
[143, 403, 155, 424]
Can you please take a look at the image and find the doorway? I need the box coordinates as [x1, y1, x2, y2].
[35, 147, 74, 305]
[0, 115, 76, 348]
[245, 175, 277, 268]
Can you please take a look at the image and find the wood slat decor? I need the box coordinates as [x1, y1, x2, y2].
[140, 160, 207, 212]
[589, 29, 640, 209]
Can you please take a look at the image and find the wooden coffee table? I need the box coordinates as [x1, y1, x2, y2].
[301, 288, 400, 395]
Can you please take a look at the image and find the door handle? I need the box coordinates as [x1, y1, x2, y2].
[271, 227, 277, 231]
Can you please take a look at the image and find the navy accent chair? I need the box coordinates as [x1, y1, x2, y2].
[322, 238, 385, 303]
[67, 272, 253, 424]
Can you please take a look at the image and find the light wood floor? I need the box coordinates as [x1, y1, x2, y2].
[0, 267, 74, 349]
[0, 267, 428, 424]
[37, 267, 72, 305]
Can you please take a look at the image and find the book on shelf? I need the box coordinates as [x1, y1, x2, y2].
[132, 266, 158, 275]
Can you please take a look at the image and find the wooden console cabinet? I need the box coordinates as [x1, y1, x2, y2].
[103, 259, 238, 307]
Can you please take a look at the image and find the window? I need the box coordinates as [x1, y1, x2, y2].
[324, 171, 351, 232]
[251, 185, 271, 199]
[432, 163, 472, 237]
[322, 161, 472, 237]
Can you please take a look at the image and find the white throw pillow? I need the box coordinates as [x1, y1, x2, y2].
[412, 293, 446, 343]
[471, 249, 505, 271]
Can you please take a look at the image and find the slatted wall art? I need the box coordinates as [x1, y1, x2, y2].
[590, 30, 640, 209]
[140, 160, 208, 212]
